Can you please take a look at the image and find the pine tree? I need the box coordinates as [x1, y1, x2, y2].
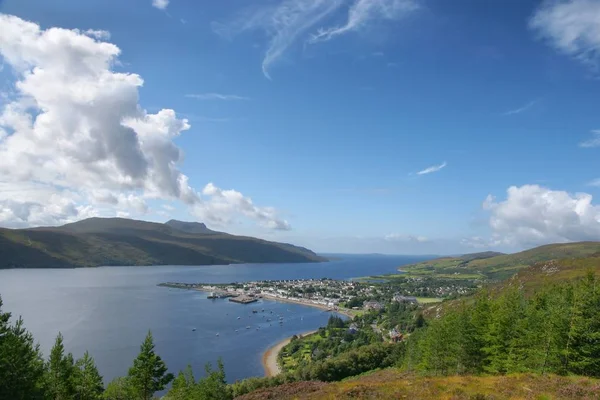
[74, 351, 104, 400]
[0, 296, 46, 400]
[102, 377, 136, 400]
[128, 331, 174, 400]
[46, 332, 76, 400]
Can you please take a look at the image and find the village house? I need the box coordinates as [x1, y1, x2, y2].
[363, 300, 383, 311]
[393, 295, 418, 304]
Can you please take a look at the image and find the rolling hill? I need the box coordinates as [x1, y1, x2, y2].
[398, 242, 600, 281]
[0, 217, 326, 269]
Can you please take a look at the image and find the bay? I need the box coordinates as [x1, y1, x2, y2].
[0, 254, 429, 384]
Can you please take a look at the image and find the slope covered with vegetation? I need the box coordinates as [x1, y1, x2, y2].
[0, 217, 325, 269]
[396, 242, 600, 281]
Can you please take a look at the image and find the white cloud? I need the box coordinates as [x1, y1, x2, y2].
[310, 0, 419, 43]
[84, 29, 111, 40]
[213, 0, 418, 79]
[185, 93, 249, 101]
[417, 161, 447, 175]
[152, 0, 169, 10]
[0, 14, 289, 231]
[579, 130, 600, 147]
[193, 183, 291, 231]
[483, 185, 600, 247]
[502, 99, 538, 116]
[384, 233, 428, 242]
[530, 0, 600, 66]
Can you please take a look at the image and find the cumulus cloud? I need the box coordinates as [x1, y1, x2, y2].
[152, 0, 169, 10]
[193, 183, 291, 231]
[185, 93, 249, 101]
[483, 185, 600, 247]
[530, 0, 600, 66]
[310, 0, 418, 43]
[579, 130, 600, 148]
[213, 0, 418, 79]
[417, 161, 447, 175]
[0, 14, 289, 230]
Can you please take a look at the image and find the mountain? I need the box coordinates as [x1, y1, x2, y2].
[0, 217, 326, 269]
[399, 242, 600, 280]
[165, 219, 221, 235]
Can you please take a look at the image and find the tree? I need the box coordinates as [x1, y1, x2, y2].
[0, 296, 46, 400]
[103, 377, 136, 400]
[196, 359, 232, 400]
[47, 332, 76, 400]
[165, 365, 196, 400]
[128, 331, 174, 399]
[74, 351, 104, 400]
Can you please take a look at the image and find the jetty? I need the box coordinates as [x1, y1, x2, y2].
[229, 295, 258, 304]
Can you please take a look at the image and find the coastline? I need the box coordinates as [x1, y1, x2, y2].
[259, 294, 355, 318]
[262, 330, 318, 377]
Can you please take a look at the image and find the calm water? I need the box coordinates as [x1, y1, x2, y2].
[0, 254, 429, 384]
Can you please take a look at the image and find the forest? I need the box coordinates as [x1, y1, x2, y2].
[1, 270, 599, 399]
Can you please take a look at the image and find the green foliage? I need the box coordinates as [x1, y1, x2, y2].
[406, 271, 600, 377]
[0, 296, 46, 400]
[127, 331, 174, 400]
[46, 333, 77, 400]
[102, 377, 136, 400]
[165, 360, 232, 400]
[73, 351, 104, 400]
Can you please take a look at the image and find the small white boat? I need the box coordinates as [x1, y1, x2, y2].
[216, 333, 219, 336]
[192, 328, 196, 331]
[237, 317, 241, 320]
[246, 326, 251, 329]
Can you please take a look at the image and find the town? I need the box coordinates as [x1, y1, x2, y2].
[158, 277, 447, 315]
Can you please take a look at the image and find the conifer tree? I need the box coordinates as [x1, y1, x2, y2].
[128, 331, 174, 400]
[47, 333, 76, 400]
[0, 296, 46, 400]
[74, 351, 104, 400]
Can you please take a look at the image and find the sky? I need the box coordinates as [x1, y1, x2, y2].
[0, 0, 599, 255]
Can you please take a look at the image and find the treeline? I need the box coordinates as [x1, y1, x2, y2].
[404, 271, 600, 376]
[0, 296, 229, 400]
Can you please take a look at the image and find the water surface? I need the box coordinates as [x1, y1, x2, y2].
[0, 254, 429, 383]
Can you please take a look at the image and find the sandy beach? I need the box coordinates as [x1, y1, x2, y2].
[262, 330, 318, 377]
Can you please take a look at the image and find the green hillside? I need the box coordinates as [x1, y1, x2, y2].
[0, 217, 326, 269]
[234, 371, 600, 400]
[397, 242, 600, 281]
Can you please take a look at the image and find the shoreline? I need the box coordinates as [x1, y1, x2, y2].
[258, 294, 355, 318]
[262, 330, 318, 377]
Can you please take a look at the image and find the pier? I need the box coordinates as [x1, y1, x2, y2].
[229, 295, 258, 304]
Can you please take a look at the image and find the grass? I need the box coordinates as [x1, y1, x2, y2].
[397, 242, 600, 282]
[236, 370, 600, 399]
[415, 297, 443, 304]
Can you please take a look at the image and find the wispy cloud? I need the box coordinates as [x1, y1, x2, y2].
[502, 99, 538, 116]
[588, 178, 600, 187]
[185, 93, 250, 101]
[530, 0, 600, 67]
[213, 0, 343, 79]
[417, 161, 447, 175]
[310, 0, 419, 43]
[385, 233, 429, 242]
[579, 130, 600, 148]
[152, 0, 169, 10]
[213, 0, 419, 79]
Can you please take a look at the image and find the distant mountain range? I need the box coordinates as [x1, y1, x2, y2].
[0, 217, 326, 269]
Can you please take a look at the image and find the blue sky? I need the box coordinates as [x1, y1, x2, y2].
[0, 0, 599, 254]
